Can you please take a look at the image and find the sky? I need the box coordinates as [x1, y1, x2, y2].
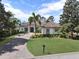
[1, 0, 79, 23]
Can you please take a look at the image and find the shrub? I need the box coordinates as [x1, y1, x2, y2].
[31, 34, 60, 38]
[59, 32, 68, 38]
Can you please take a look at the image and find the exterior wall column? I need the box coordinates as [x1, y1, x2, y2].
[28, 25, 30, 33]
[34, 25, 35, 32]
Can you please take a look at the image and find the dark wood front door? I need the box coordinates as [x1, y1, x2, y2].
[30, 27, 34, 32]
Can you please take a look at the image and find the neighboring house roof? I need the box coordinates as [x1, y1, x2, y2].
[41, 22, 61, 28]
[20, 22, 35, 28]
[20, 22, 29, 28]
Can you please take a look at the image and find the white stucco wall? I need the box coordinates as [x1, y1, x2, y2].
[50, 28, 55, 34]
[41, 28, 46, 34]
[41, 27, 55, 34]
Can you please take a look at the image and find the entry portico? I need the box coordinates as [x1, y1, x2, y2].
[28, 22, 35, 33]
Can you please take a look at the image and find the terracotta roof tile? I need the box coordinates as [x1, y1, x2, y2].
[41, 22, 61, 28]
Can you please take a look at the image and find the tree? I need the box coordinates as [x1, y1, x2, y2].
[8, 18, 20, 35]
[60, 0, 79, 32]
[74, 25, 79, 34]
[28, 12, 41, 35]
[47, 16, 54, 22]
[0, 0, 11, 37]
[0, 0, 20, 37]
[60, 23, 74, 33]
[40, 16, 46, 22]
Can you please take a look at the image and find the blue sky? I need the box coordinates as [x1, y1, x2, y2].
[2, 0, 67, 23]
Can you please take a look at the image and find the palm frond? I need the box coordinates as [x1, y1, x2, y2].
[28, 17, 33, 24]
[32, 12, 36, 18]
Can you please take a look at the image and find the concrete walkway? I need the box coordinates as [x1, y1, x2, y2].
[0, 33, 34, 59]
[35, 52, 79, 59]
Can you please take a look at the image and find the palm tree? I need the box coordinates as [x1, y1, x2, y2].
[28, 12, 41, 35]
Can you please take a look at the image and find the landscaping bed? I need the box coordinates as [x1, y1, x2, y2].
[27, 37, 79, 56]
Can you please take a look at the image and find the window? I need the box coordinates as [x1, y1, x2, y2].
[46, 29, 50, 34]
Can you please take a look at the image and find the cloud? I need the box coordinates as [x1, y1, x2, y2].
[37, 0, 79, 15]
[2, 0, 31, 22]
[37, 0, 66, 14]
[2, 0, 66, 23]
[35, 0, 66, 23]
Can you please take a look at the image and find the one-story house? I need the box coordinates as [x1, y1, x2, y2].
[19, 21, 61, 34]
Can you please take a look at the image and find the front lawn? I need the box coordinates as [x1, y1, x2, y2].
[27, 38, 79, 56]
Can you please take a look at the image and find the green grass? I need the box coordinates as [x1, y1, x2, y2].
[0, 36, 15, 47]
[27, 37, 79, 56]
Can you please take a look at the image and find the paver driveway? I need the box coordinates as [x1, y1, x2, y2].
[0, 33, 34, 59]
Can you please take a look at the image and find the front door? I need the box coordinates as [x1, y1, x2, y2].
[30, 27, 34, 32]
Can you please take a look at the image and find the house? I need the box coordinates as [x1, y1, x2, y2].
[19, 21, 60, 34]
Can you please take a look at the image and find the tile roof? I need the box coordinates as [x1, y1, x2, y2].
[20, 21, 61, 28]
[41, 22, 61, 28]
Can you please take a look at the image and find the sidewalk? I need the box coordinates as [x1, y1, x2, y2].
[35, 52, 79, 59]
